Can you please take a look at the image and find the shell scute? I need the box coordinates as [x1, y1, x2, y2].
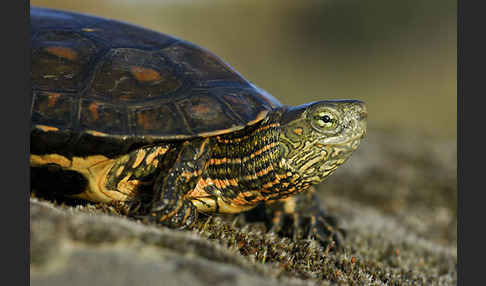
[32, 91, 76, 129]
[89, 48, 183, 102]
[31, 31, 101, 92]
[176, 92, 232, 135]
[162, 43, 246, 85]
[79, 99, 126, 134]
[131, 104, 188, 137]
[211, 87, 272, 124]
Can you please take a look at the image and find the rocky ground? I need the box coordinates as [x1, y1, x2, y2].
[30, 130, 457, 286]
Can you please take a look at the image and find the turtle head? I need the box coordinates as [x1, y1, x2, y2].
[278, 100, 367, 184]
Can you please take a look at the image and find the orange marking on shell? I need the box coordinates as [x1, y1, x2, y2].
[88, 102, 100, 121]
[137, 113, 151, 130]
[85, 130, 109, 137]
[45, 46, 78, 61]
[132, 149, 146, 169]
[35, 125, 59, 132]
[130, 66, 161, 82]
[47, 93, 61, 107]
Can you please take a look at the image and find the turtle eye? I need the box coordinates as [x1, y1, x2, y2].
[314, 112, 336, 129]
[321, 115, 332, 123]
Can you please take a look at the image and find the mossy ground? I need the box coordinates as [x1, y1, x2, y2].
[31, 131, 456, 285]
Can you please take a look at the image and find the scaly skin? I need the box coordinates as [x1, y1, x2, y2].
[184, 100, 367, 213]
[179, 100, 366, 246]
[102, 100, 366, 246]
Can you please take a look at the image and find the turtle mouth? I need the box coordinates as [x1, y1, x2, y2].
[318, 125, 366, 147]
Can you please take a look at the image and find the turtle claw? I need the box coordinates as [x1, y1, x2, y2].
[112, 197, 150, 217]
[244, 189, 345, 249]
[115, 194, 197, 229]
[309, 213, 346, 249]
[162, 201, 198, 229]
[136, 199, 196, 230]
[270, 209, 345, 249]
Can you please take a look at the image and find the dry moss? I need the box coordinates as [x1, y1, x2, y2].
[31, 131, 456, 285]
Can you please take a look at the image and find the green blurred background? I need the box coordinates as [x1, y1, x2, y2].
[30, 0, 456, 139]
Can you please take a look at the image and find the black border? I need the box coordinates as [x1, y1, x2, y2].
[457, 0, 463, 284]
[458, 0, 485, 285]
[4, 0, 30, 285]
[27, 1, 31, 285]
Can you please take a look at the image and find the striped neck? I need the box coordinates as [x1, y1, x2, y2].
[207, 115, 307, 204]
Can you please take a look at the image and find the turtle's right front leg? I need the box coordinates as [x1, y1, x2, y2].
[144, 138, 212, 229]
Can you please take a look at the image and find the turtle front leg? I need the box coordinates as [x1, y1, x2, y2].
[145, 138, 211, 229]
[245, 187, 345, 248]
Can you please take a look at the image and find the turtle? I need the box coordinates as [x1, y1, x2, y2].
[30, 7, 367, 247]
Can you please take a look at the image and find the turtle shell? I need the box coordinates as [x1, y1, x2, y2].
[30, 7, 281, 158]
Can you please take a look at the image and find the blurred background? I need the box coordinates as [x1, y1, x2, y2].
[31, 0, 456, 139]
[30, 2, 458, 265]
